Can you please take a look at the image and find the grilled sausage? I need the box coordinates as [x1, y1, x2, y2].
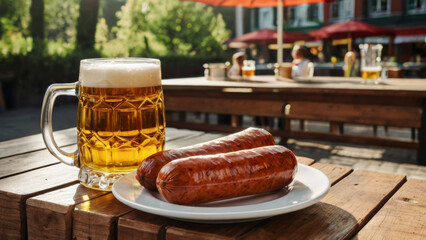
[136, 127, 275, 191]
[156, 145, 298, 205]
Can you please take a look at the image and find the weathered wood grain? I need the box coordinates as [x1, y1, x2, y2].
[312, 162, 352, 185]
[26, 183, 108, 240]
[286, 101, 421, 128]
[165, 95, 286, 117]
[0, 128, 76, 159]
[296, 156, 315, 165]
[0, 145, 75, 179]
[118, 211, 176, 240]
[0, 164, 79, 239]
[237, 170, 406, 240]
[165, 131, 225, 150]
[166, 220, 262, 240]
[73, 193, 133, 240]
[356, 178, 426, 239]
[163, 76, 426, 96]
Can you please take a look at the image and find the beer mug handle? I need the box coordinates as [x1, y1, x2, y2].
[41, 82, 79, 167]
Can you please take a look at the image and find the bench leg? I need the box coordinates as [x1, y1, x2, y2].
[330, 122, 339, 134]
[231, 115, 242, 127]
[300, 120, 305, 131]
[339, 123, 344, 134]
[277, 118, 290, 145]
[411, 128, 416, 141]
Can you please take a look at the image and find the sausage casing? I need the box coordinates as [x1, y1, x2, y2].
[136, 127, 275, 191]
[156, 145, 298, 205]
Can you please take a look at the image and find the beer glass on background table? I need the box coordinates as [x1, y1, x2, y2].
[274, 63, 292, 80]
[359, 44, 383, 84]
[242, 60, 256, 80]
[41, 58, 166, 191]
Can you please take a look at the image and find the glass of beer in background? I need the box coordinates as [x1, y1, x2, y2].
[41, 58, 166, 191]
[359, 44, 383, 84]
[242, 60, 256, 80]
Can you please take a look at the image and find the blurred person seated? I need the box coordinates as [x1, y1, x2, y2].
[291, 45, 314, 78]
[228, 52, 246, 79]
[343, 50, 360, 77]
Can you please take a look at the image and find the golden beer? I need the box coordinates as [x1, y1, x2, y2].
[361, 70, 381, 79]
[77, 85, 165, 174]
[242, 69, 255, 77]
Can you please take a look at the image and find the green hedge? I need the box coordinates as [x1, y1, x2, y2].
[0, 53, 225, 108]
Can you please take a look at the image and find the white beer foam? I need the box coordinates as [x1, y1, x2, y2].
[79, 61, 161, 88]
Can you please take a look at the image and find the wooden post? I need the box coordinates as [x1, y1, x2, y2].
[418, 98, 426, 165]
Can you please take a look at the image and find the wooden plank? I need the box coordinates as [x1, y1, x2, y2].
[166, 131, 226, 150]
[286, 101, 421, 128]
[166, 122, 247, 135]
[164, 162, 352, 240]
[356, 178, 426, 239]
[269, 129, 419, 149]
[166, 220, 262, 240]
[162, 76, 426, 98]
[0, 127, 198, 174]
[165, 95, 285, 117]
[166, 98, 422, 129]
[311, 162, 352, 185]
[296, 156, 315, 165]
[237, 170, 406, 240]
[0, 164, 79, 240]
[418, 98, 426, 165]
[118, 211, 182, 240]
[165, 127, 210, 143]
[165, 88, 421, 108]
[0, 145, 75, 179]
[26, 183, 108, 240]
[0, 128, 76, 159]
[73, 193, 133, 240]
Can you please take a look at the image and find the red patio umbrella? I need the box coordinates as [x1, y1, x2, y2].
[230, 29, 311, 44]
[181, 0, 328, 8]
[182, 0, 334, 64]
[310, 20, 393, 39]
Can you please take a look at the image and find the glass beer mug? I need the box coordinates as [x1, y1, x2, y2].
[359, 43, 383, 84]
[41, 58, 166, 191]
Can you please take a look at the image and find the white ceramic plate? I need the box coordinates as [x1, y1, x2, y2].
[112, 164, 330, 223]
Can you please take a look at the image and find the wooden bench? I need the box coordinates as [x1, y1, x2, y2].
[165, 95, 422, 150]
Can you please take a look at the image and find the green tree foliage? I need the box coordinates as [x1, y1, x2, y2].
[45, 0, 79, 42]
[0, 0, 31, 56]
[98, 0, 230, 57]
[44, 0, 80, 55]
[0, 0, 29, 36]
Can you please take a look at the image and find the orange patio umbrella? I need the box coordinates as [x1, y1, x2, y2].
[181, 0, 335, 64]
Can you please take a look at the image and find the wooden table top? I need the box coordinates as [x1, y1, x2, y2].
[162, 76, 426, 97]
[0, 127, 425, 240]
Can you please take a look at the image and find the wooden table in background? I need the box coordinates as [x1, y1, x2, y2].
[0, 127, 425, 239]
[162, 76, 426, 165]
